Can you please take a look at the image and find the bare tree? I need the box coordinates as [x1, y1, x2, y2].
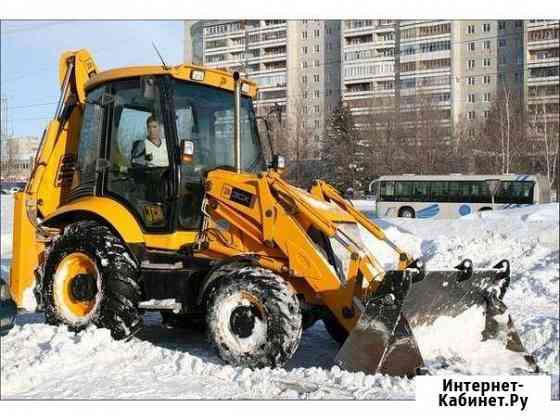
[528, 101, 560, 194]
[478, 85, 527, 174]
[281, 80, 316, 187]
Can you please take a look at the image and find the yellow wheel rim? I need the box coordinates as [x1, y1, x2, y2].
[53, 252, 100, 319]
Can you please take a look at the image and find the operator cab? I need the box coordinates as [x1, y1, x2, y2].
[73, 72, 265, 233]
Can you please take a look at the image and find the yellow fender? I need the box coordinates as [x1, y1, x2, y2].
[42, 196, 144, 244]
[10, 196, 144, 309]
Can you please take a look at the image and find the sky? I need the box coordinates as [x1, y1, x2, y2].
[1, 20, 184, 137]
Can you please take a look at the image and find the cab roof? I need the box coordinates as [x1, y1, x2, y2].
[84, 64, 258, 98]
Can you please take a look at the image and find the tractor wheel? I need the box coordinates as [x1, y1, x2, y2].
[323, 311, 349, 345]
[42, 221, 142, 340]
[206, 265, 302, 369]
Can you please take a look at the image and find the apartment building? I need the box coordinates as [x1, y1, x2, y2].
[340, 20, 397, 130]
[397, 20, 454, 138]
[341, 20, 525, 139]
[0, 136, 40, 181]
[524, 20, 559, 139]
[184, 20, 341, 153]
[453, 20, 524, 127]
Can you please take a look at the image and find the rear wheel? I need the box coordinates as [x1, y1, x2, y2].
[43, 221, 142, 340]
[399, 207, 415, 218]
[206, 265, 302, 369]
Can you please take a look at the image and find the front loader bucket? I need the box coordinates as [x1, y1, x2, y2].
[403, 259, 538, 373]
[334, 268, 425, 377]
[335, 259, 538, 377]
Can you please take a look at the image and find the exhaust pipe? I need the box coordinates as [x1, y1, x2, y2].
[233, 71, 241, 173]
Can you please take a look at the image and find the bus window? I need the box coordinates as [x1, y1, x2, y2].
[496, 181, 534, 204]
[512, 181, 534, 204]
[412, 181, 429, 202]
[496, 182, 512, 204]
[472, 182, 491, 203]
[380, 181, 395, 201]
[431, 181, 448, 202]
[448, 181, 461, 202]
[395, 181, 413, 201]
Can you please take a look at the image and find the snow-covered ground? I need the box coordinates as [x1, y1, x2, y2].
[1, 194, 558, 399]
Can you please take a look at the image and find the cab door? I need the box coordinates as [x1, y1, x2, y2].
[103, 77, 176, 233]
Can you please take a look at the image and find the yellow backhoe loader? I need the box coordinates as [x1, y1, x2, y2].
[0, 50, 538, 376]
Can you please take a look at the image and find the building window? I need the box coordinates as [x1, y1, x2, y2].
[314, 29, 320, 38]
[302, 61, 308, 69]
[499, 39, 506, 47]
[467, 76, 475, 85]
[314, 59, 320, 67]
[483, 92, 491, 102]
[468, 59, 475, 69]
[484, 40, 491, 49]
[468, 111, 476, 120]
[302, 46, 308, 55]
[482, 23, 491, 32]
[468, 42, 475, 52]
[467, 93, 476, 103]
[483, 58, 491, 67]
[499, 55, 507, 65]
[314, 134, 320, 142]
[314, 44, 320, 53]
[467, 24, 475, 34]
[314, 105, 320, 113]
[484, 110, 490, 119]
[302, 31, 307, 39]
[498, 21, 506, 30]
[314, 120, 320, 128]
[313, 74, 320, 83]
[483, 75, 491, 84]
[314, 90, 320, 98]
[302, 75, 308, 84]
[303, 91, 308, 99]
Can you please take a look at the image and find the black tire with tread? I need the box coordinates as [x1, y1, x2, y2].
[42, 221, 142, 340]
[206, 264, 302, 369]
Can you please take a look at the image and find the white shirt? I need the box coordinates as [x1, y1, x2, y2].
[144, 138, 169, 167]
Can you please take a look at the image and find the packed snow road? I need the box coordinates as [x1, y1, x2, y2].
[1, 195, 558, 399]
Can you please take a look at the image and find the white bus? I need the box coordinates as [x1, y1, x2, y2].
[367, 174, 550, 219]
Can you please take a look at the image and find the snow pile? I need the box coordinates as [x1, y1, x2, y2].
[1, 317, 414, 399]
[1, 195, 558, 399]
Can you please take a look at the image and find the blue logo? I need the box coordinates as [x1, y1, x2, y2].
[459, 204, 471, 216]
[417, 204, 440, 219]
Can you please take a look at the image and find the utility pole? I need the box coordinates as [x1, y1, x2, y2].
[1, 96, 11, 179]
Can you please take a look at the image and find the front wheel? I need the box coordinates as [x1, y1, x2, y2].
[42, 221, 143, 340]
[206, 265, 302, 369]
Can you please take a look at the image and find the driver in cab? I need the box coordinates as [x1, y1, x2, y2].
[131, 115, 169, 167]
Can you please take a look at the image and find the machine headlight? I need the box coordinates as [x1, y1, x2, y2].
[190, 70, 205, 81]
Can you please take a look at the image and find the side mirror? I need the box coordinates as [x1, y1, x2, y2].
[271, 154, 286, 171]
[181, 139, 194, 163]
